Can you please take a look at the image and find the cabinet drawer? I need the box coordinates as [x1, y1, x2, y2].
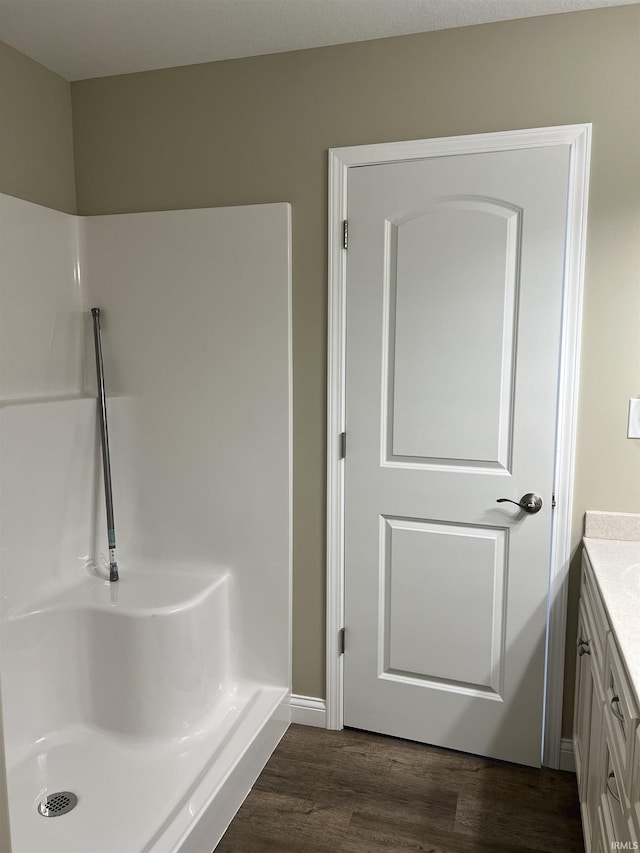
[631, 728, 640, 840]
[604, 633, 640, 804]
[575, 599, 595, 792]
[581, 551, 609, 675]
[579, 590, 604, 681]
[598, 796, 629, 853]
[586, 663, 607, 845]
[601, 712, 631, 842]
[599, 794, 638, 852]
[594, 807, 607, 853]
[581, 553, 608, 675]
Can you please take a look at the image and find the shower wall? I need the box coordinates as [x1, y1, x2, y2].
[1, 197, 292, 843]
[79, 203, 292, 689]
[0, 194, 91, 850]
[0, 194, 94, 614]
[0, 194, 82, 400]
[0, 198, 291, 686]
[1, 197, 291, 681]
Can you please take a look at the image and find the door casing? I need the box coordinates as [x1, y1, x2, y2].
[326, 124, 592, 768]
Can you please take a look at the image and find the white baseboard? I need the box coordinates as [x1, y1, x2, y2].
[559, 738, 576, 773]
[291, 694, 327, 728]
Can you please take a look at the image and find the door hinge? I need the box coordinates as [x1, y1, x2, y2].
[339, 627, 345, 655]
[339, 431, 346, 459]
[552, 493, 557, 509]
[342, 220, 348, 250]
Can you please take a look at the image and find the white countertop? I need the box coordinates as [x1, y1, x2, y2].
[583, 536, 640, 706]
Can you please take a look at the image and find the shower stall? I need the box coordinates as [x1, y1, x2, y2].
[0, 193, 292, 852]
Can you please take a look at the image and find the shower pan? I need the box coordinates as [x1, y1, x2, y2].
[0, 194, 292, 852]
[2, 561, 287, 852]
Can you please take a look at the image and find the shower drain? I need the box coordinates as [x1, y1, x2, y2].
[37, 791, 78, 817]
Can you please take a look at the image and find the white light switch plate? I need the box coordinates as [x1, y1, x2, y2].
[628, 399, 640, 439]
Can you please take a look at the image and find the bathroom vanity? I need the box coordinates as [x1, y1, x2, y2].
[574, 512, 640, 852]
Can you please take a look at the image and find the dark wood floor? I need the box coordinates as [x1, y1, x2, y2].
[216, 725, 584, 852]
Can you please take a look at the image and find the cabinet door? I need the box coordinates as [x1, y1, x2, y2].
[629, 712, 640, 838]
[601, 714, 632, 845]
[586, 665, 606, 848]
[575, 600, 594, 792]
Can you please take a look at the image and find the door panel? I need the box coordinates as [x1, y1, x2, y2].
[390, 201, 520, 465]
[382, 517, 506, 695]
[344, 146, 571, 767]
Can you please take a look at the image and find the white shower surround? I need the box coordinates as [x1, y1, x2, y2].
[0, 194, 292, 852]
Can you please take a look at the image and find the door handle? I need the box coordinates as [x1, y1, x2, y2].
[607, 771, 622, 804]
[610, 695, 625, 723]
[496, 493, 543, 514]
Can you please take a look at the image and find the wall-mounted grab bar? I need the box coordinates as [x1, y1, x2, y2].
[91, 308, 119, 582]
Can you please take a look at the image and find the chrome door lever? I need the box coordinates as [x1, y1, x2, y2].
[496, 493, 543, 514]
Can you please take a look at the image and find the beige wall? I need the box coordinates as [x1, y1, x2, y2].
[0, 5, 636, 743]
[0, 39, 76, 213]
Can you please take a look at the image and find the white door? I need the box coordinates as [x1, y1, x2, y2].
[343, 145, 572, 767]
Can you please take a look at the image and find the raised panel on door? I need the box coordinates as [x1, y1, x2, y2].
[388, 200, 519, 468]
[381, 517, 507, 696]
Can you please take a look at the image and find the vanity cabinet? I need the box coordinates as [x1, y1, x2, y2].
[574, 549, 640, 852]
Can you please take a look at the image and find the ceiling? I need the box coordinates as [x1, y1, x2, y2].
[0, 0, 636, 81]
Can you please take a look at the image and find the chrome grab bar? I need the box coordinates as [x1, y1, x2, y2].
[91, 308, 119, 583]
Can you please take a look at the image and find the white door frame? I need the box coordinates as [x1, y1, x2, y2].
[326, 124, 591, 768]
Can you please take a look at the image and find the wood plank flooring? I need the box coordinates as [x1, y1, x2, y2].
[216, 725, 584, 852]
